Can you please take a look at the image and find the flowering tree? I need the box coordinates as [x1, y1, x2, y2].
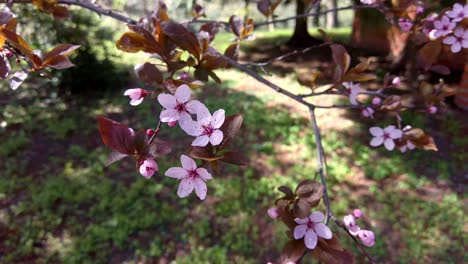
[1, 0, 466, 262]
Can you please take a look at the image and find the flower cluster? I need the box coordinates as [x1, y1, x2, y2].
[343, 209, 375, 247]
[429, 3, 468, 53]
[369, 125, 403, 151]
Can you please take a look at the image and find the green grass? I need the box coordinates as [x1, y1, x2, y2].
[0, 28, 465, 263]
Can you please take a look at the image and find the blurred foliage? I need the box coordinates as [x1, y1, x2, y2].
[15, 6, 129, 97]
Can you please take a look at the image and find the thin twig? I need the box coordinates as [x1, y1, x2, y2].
[2, 0, 137, 24]
[308, 107, 331, 223]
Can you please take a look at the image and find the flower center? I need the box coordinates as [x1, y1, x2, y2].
[176, 102, 186, 112]
[307, 221, 315, 229]
[188, 169, 199, 179]
[383, 132, 390, 140]
[202, 125, 214, 136]
[442, 25, 449, 30]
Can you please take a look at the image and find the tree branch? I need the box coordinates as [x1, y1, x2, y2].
[2, 0, 137, 24]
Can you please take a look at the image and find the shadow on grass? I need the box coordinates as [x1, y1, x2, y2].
[0, 72, 465, 263]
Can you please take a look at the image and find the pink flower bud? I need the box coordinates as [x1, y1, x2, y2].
[168, 121, 177, 127]
[392, 77, 401, 86]
[416, 6, 424, 14]
[362, 107, 375, 118]
[178, 72, 189, 80]
[353, 209, 363, 218]
[428, 106, 438, 114]
[372, 97, 381, 105]
[146, 129, 154, 136]
[4, 49, 13, 58]
[267, 207, 279, 219]
[139, 159, 158, 179]
[357, 230, 375, 247]
[124, 88, 149, 106]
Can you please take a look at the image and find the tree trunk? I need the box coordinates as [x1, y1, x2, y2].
[326, 0, 338, 28]
[287, 0, 322, 47]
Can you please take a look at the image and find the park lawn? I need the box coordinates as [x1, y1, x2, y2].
[0, 28, 466, 263]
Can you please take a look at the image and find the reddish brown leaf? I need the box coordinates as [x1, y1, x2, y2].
[42, 55, 74, 69]
[106, 151, 129, 166]
[311, 239, 355, 264]
[330, 44, 350, 82]
[224, 43, 239, 62]
[257, 0, 272, 17]
[116, 25, 161, 54]
[220, 114, 243, 146]
[295, 179, 324, 207]
[189, 146, 221, 162]
[97, 116, 136, 155]
[278, 186, 294, 199]
[281, 240, 307, 264]
[52, 5, 69, 19]
[229, 15, 243, 37]
[0, 28, 42, 68]
[149, 140, 172, 158]
[44, 44, 80, 61]
[417, 40, 442, 71]
[134, 62, 163, 85]
[200, 22, 220, 42]
[161, 21, 201, 59]
[293, 199, 311, 219]
[0, 54, 10, 79]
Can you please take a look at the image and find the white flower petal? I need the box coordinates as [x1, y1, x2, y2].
[130, 97, 144, 106]
[175, 84, 191, 103]
[389, 129, 402, 139]
[193, 177, 207, 200]
[309, 211, 325, 222]
[294, 217, 309, 225]
[370, 136, 384, 147]
[293, 224, 307, 239]
[209, 130, 223, 145]
[160, 109, 179, 122]
[186, 100, 208, 116]
[157, 93, 177, 109]
[211, 109, 225, 129]
[192, 135, 210, 147]
[443, 36, 456, 45]
[384, 138, 395, 151]
[179, 119, 201, 136]
[177, 178, 194, 198]
[181, 155, 197, 170]
[314, 223, 332, 239]
[165, 167, 188, 179]
[369, 127, 384, 137]
[196, 168, 212, 180]
[304, 229, 318, 249]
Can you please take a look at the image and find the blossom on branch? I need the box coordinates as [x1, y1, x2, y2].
[369, 126, 403, 151]
[139, 158, 158, 178]
[343, 214, 360, 236]
[431, 16, 456, 39]
[124, 88, 150, 106]
[293, 211, 332, 250]
[446, 3, 468, 23]
[165, 155, 213, 200]
[443, 27, 468, 53]
[180, 109, 225, 147]
[398, 18, 413, 32]
[357, 230, 375, 247]
[158, 84, 208, 123]
[343, 82, 361, 105]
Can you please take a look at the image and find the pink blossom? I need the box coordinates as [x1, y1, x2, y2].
[398, 18, 413, 32]
[139, 159, 158, 179]
[443, 27, 468, 53]
[360, 0, 376, 5]
[343, 215, 360, 236]
[392, 77, 401, 87]
[146, 129, 154, 136]
[165, 155, 213, 200]
[357, 230, 375, 247]
[353, 209, 363, 218]
[362, 107, 375, 118]
[124, 88, 149, 106]
[427, 106, 438, 114]
[446, 3, 468, 23]
[416, 6, 424, 15]
[128, 128, 135, 136]
[399, 140, 416, 153]
[267, 207, 279, 219]
[168, 121, 177, 127]
[180, 109, 225, 147]
[369, 126, 403, 151]
[343, 82, 361, 105]
[157, 84, 208, 123]
[293, 211, 332, 249]
[431, 16, 456, 38]
[372, 97, 381, 105]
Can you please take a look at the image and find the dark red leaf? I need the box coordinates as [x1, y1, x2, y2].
[220, 114, 243, 146]
[161, 21, 201, 59]
[330, 44, 350, 82]
[229, 15, 243, 37]
[106, 151, 129, 166]
[44, 44, 80, 61]
[281, 240, 307, 263]
[97, 116, 135, 155]
[277, 185, 294, 199]
[42, 55, 75, 69]
[200, 22, 221, 42]
[0, 54, 11, 79]
[134, 62, 163, 85]
[149, 140, 172, 158]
